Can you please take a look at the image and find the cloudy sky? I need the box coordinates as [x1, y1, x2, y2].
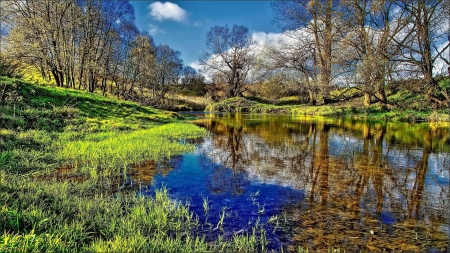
[130, 1, 281, 68]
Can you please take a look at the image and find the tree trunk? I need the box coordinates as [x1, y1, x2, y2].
[364, 92, 371, 106]
[51, 70, 64, 87]
[309, 90, 316, 105]
[377, 88, 387, 104]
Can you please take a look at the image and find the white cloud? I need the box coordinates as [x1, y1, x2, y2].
[189, 61, 212, 82]
[193, 21, 202, 27]
[188, 61, 201, 72]
[148, 24, 166, 36]
[251, 32, 283, 47]
[148, 2, 188, 23]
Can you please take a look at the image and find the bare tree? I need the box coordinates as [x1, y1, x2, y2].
[5, 0, 77, 87]
[77, 0, 135, 93]
[272, 0, 340, 104]
[200, 24, 256, 98]
[261, 31, 320, 105]
[153, 44, 183, 103]
[395, 0, 449, 106]
[122, 33, 156, 101]
[337, 0, 411, 106]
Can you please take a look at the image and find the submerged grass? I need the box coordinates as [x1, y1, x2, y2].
[0, 172, 267, 252]
[0, 76, 268, 252]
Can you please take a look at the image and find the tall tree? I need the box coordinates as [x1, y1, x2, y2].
[77, 0, 135, 93]
[261, 31, 320, 105]
[272, 0, 340, 104]
[6, 0, 77, 87]
[5, 0, 137, 94]
[337, 0, 410, 106]
[153, 44, 183, 102]
[126, 34, 156, 100]
[396, 0, 449, 106]
[200, 24, 256, 98]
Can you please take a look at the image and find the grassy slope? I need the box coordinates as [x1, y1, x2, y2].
[0, 76, 267, 252]
[205, 91, 450, 122]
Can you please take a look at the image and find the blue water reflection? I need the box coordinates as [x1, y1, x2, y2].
[134, 113, 449, 252]
[142, 153, 305, 248]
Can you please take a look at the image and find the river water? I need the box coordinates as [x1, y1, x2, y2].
[133, 113, 450, 252]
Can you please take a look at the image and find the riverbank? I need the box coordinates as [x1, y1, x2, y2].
[205, 95, 450, 123]
[0, 76, 269, 252]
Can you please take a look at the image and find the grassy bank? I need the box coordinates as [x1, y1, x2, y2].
[205, 97, 292, 114]
[0, 76, 267, 252]
[205, 93, 450, 123]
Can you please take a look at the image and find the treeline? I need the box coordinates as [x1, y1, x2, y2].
[1, 0, 449, 109]
[266, 0, 449, 107]
[198, 0, 449, 107]
[0, 0, 204, 106]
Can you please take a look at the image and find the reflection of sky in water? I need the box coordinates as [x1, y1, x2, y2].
[427, 154, 450, 186]
[139, 115, 450, 251]
[142, 153, 305, 249]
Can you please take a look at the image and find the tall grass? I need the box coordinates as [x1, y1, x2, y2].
[0, 173, 266, 253]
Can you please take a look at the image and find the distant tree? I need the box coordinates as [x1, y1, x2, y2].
[200, 24, 256, 98]
[181, 66, 206, 95]
[107, 21, 140, 98]
[257, 70, 306, 104]
[261, 31, 320, 105]
[126, 34, 156, 100]
[153, 44, 183, 103]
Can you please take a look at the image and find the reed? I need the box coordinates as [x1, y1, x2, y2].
[0, 173, 266, 252]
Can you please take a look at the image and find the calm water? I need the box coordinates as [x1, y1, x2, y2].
[132, 113, 450, 252]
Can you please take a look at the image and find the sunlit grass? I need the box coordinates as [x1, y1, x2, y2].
[57, 123, 207, 171]
[0, 172, 266, 253]
[0, 75, 268, 252]
[206, 97, 295, 113]
[204, 91, 449, 122]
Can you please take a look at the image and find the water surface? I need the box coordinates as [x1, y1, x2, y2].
[135, 113, 450, 252]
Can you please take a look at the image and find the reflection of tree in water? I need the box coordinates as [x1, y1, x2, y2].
[195, 120, 251, 195]
[286, 122, 449, 252]
[198, 154, 250, 195]
[225, 125, 248, 171]
[128, 157, 180, 185]
[194, 115, 449, 251]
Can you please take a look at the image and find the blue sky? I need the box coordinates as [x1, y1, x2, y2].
[129, 1, 281, 66]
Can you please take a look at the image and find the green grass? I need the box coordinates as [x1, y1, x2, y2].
[0, 76, 267, 252]
[57, 123, 207, 172]
[205, 92, 450, 122]
[205, 97, 293, 113]
[0, 173, 267, 252]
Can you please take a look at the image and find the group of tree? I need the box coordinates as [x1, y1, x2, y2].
[0, 0, 204, 107]
[200, 0, 449, 107]
[1, 0, 449, 108]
